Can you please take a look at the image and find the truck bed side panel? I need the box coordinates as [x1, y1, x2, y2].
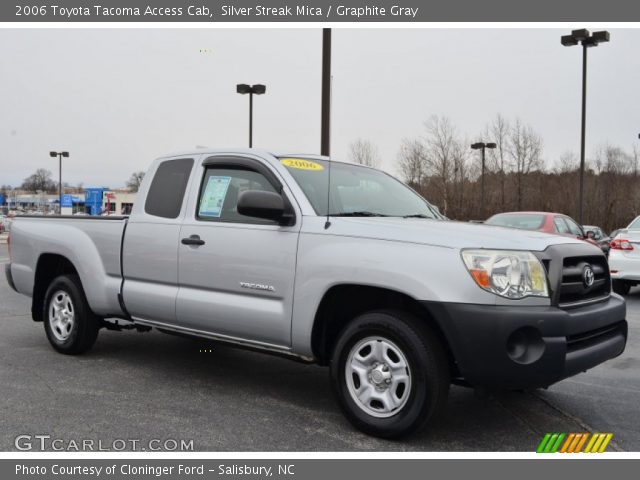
[9, 217, 127, 317]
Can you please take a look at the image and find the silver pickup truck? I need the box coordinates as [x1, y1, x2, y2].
[6, 148, 627, 438]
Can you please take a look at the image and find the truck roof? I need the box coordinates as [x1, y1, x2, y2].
[155, 147, 351, 164]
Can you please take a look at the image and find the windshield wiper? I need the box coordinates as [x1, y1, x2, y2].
[330, 211, 390, 217]
[402, 214, 432, 219]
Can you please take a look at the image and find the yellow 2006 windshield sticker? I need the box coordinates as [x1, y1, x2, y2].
[281, 158, 324, 171]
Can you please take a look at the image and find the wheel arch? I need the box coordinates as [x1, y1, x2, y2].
[310, 284, 457, 374]
[32, 253, 80, 322]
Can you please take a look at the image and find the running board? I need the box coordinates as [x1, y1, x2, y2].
[127, 317, 316, 364]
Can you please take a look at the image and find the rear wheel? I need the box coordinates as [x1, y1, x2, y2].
[330, 310, 449, 438]
[612, 280, 631, 296]
[43, 274, 100, 354]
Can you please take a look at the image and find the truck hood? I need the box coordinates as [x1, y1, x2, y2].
[326, 217, 590, 251]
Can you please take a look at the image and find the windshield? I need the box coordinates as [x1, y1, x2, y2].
[485, 213, 545, 230]
[279, 158, 439, 218]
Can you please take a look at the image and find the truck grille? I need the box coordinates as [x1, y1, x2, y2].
[558, 255, 610, 307]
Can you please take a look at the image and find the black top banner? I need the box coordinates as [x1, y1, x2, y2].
[3, 0, 640, 22]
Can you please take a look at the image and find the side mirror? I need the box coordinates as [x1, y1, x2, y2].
[585, 230, 595, 239]
[237, 190, 289, 224]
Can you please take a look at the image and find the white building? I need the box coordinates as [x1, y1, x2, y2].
[102, 190, 137, 215]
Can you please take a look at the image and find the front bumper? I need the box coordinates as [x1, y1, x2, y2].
[5, 264, 17, 292]
[423, 295, 627, 389]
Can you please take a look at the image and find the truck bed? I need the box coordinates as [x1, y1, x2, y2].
[8, 215, 129, 317]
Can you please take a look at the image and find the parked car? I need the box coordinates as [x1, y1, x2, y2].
[485, 211, 602, 250]
[608, 215, 640, 295]
[6, 149, 627, 438]
[610, 228, 626, 240]
[583, 225, 611, 255]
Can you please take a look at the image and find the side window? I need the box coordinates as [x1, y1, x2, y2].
[197, 167, 278, 224]
[554, 217, 570, 234]
[145, 158, 194, 219]
[564, 217, 583, 236]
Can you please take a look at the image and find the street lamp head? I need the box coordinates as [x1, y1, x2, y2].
[470, 142, 485, 150]
[49, 151, 57, 157]
[592, 31, 610, 44]
[561, 35, 579, 47]
[571, 29, 590, 41]
[251, 84, 266, 95]
[236, 84, 251, 94]
[486, 143, 497, 149]
[583, 37, 599, 48]
[62, 152, 69, 158]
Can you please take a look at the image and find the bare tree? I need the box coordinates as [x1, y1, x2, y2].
[397, 139, 427, 189]
[451, 137, 471, 216]
[21, 169, 56, 193]
[394, 113, 638, 230]
[423, 115, 459, 216]
[554, 151, 578, 174]
[126, 171, 145, 192]
[486, 114, 511, 209]
[507, 119, 543, 210]
[349, 139, 381, 168]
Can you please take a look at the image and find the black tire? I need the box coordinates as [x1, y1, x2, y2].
[43, 274, 100, 354]
[612, 280, 631, 296]
[330, 310, 450, 439]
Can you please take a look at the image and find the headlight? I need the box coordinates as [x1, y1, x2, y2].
[461, 249, 549, 299]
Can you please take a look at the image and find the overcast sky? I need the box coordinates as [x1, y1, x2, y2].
[1, 28, 639, 188]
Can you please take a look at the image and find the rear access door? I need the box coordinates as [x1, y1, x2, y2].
[122, 157, 196, 324]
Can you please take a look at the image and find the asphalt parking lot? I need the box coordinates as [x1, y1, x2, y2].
[1, 243, 638, 452]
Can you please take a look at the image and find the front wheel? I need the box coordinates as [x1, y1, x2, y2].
[330, 310, 449, 438]
[612, 280, 631, 296]
[43, 274, 100, 354]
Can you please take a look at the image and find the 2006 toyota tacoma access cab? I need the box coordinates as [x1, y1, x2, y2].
[5, 148, 627, 438]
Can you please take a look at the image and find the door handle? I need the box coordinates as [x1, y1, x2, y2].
[181, 235, 205, 246]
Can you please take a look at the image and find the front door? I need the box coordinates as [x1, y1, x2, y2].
[176, 156, 300, 348]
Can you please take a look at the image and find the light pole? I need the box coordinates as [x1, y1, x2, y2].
[561, 29, 610, 224]
[49, 151, 69, 213]
[236, 84, 266, 148]
[471, 142, 496, 217]
[321, 28, 332, 156]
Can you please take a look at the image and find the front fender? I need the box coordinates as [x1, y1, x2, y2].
[290, 225, 496, 356]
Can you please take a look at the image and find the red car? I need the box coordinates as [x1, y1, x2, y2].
[485, 211, 601, 248]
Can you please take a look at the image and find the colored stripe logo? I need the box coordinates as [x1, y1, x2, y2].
[536, 433, 613, 453]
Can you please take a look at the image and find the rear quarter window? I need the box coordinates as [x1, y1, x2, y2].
[144, 158, 194, 219]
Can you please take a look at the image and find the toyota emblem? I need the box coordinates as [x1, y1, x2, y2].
[583, 265, 595, 288]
